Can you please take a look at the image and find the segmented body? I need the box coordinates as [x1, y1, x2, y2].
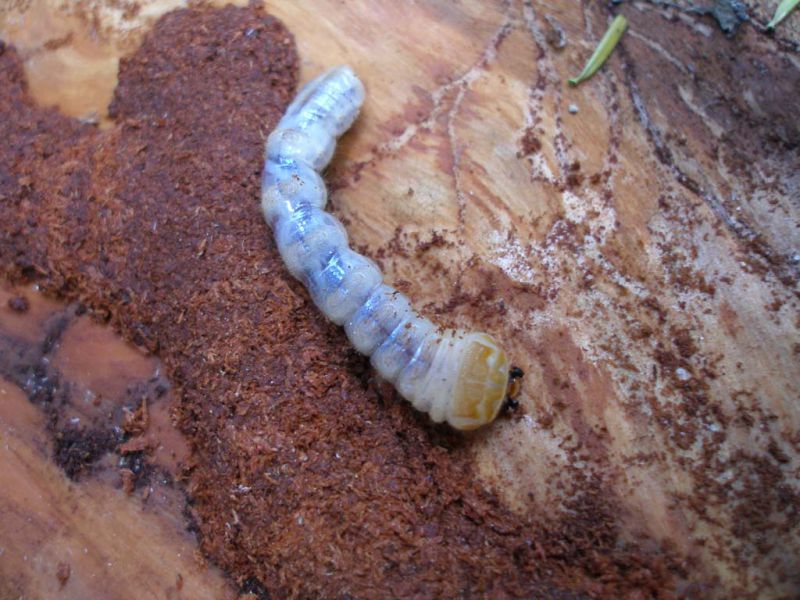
[261, 66, 510, 430]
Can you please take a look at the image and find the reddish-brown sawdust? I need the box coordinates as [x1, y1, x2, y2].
[0, 5, 680, 597]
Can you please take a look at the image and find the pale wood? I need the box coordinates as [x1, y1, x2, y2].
[0, 285, 236, 599]
[0, 383, 234, 600]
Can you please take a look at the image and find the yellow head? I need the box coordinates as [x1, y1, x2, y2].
[449, 333, 510, 430]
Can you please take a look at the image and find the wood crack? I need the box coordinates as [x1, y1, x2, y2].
[618, 43, 800, 287]
[333, 1, 516, 199]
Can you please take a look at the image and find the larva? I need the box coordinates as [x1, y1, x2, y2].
[261, 66, 520, 430]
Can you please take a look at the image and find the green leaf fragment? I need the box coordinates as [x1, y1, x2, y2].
[568, 15, 628, 87]
[767, 0, 799, 29]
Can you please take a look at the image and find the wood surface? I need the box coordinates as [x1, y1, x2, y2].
[0, 284, 235, 599]
[1, 0, 798, 597]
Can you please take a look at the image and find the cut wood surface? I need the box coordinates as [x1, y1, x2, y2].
[1, 0, 798, 597]
[0, 284, 235, 599]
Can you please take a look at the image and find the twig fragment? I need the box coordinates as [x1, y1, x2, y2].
[767, 0, 799, 29]
[568, 15, 628, 87]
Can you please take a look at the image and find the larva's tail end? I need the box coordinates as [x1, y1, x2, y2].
[316, 64, 364, 99]
[448, 333, 510, 431]
[332, 64, 366, 116]
[329, 64, 363, 88]
[283, 65, 365, 133]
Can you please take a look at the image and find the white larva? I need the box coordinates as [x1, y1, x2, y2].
[261, 66, 517, 430]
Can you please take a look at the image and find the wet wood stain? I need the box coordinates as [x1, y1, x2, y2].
[0, 282, 230, 598]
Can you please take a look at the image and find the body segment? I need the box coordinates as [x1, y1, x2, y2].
[261, 66, 513, 429]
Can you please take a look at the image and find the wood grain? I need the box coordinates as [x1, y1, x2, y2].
[1, 0, 798, 596]
[0, 285, 235, 599]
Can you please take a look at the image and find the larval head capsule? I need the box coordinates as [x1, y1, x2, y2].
[449, 333, 511, 430]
